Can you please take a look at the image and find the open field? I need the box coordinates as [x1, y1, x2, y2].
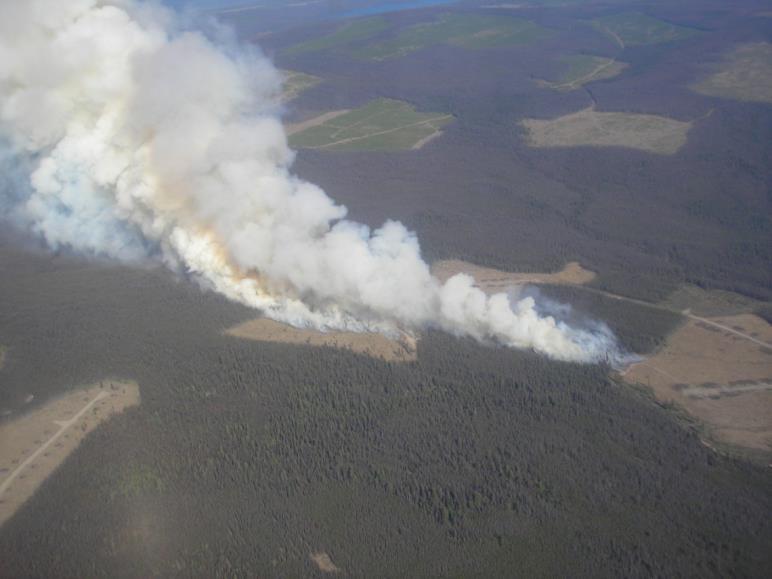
[288, 98, 453, 151]
[311, 551, 341, 573]
[692, 42, 772, 104]
[539, 55, 627, 92]
[280, 70, 321, 102]
[521, 107, 692, 154]
[0, 345, 6, 370]
[354, 13, 551, 60]
[592, 12, 699, 48]
[432, 260, 595, 290]
[623, 314, 772, 454]
[0, 380, 139, 526]
[283, 17, 388, 56]
[225, 317, 417, 362]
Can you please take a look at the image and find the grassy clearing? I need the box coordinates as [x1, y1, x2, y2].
[692, 42, 772, 104]
[288, 98, 453, 151]
[0, 345, 6, 370]
[521, 107, 692, 155]
[540, 54, 627, 91]
[280, 70, 321, 102]
[283, 17, 388, 56]
[355, 13, 551, 60]
[592, 12, 699, 47]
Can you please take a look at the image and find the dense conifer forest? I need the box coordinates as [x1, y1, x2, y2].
[0, 241, 769, 577]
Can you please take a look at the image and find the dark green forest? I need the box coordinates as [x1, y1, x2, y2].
[0, 241, 770, 577]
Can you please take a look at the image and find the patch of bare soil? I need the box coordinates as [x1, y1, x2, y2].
[225, 318, 417, 362]
[521, 107, 692, 154]
[432, 260, 595, 293]
[0, 380, 140, 526]
[285, 110, 350, 136]
[310, 551, 340, 573]
[0, 345, 6, 370]
[623, 315, 772, 453]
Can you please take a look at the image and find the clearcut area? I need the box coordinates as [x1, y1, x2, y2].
[0, 380, 140, 527]
[354, 13, 551, 60]
[520, 107, 692, 155]
[692, 42, 772, 104]
[622, 314, 772, 456]
[281, 69, 321, 102]
[225, 317, 417, 362]
[288, 98, 453, 151]
[538, 54, 628, 92]
[591, 12, 700, 48]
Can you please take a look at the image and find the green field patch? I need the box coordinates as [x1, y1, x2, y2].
[283, 16, 388, 56]
[692, 42, 772, 104]
[592, 12, 699, 47]
[355, 13, 551, 60]
[539, 54, 628, 91]
[288, 98, 453, 151]
[280, 70, 321, 102]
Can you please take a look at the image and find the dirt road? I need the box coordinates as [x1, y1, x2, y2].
[0, 390, 109, 499]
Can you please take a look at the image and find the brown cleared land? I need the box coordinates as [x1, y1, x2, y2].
[285, 110, 350, 136]
[0, 380, 140, 526]
[692, 42, 772, 104]
[310, 551, 340, 573]
[622, 315, 772, 454]
[521, 107, 692, 155]
[226, 318, 417, 362]
[432, 260, 595, 292]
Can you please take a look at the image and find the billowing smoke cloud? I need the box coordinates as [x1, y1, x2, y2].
[0, 0, 621, 363]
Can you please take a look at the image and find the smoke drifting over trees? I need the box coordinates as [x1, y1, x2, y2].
[0, 0, 620, 362]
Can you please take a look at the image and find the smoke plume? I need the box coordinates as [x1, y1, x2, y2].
[0, 0, 621, 363]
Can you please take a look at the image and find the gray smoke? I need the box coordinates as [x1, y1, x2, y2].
[0, 0, 622, 363]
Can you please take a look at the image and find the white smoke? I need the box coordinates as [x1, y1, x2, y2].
[0, 0, 621, 363]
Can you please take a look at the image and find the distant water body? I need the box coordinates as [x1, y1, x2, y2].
[167, 0, 458, 15]
[336, 0, 459, 19]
